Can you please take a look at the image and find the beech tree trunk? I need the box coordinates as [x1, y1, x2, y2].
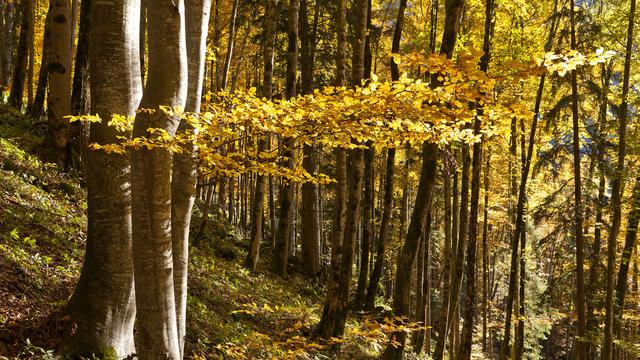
[220, 0, 239, 90]
[131, 0, 187, 356]
[47, 0, 72, 167]
[62, 0, 142, 357]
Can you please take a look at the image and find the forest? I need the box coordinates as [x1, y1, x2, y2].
[0, 0, 639, 358]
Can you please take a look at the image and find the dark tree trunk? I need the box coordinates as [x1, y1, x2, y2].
[8, 0, 33, 109]
[70, 0, 90, 116]
[30, 7, 50, 118]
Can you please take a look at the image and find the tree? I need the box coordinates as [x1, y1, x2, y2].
[8, 0, 33, 109]
[62, 0, 142, 356]
[47, 0, 72, 167]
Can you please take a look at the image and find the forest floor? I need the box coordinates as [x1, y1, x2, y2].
[0, 105, 393, 359]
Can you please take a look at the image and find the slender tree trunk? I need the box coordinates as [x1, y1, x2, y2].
[30, 7, 50, 118]
[246, 0, 277, 272]
[570, 0, 587, 356]
[482, 151, 491, 354]
[70, 0, 90, 116]
[299, 0, 321, 276]
[382, 143, 438, 360]
[26, 0, 34, 106]
[458, 1, 493, 357]
[365, 148, 395, 310]
[62, 0, 142, 356]
[220, 0, 239, 90]
[8, 0, 33, 109]
[355, 144, 374, 307]
[274, 0, 299, 277]
[603, 0, 635, 358]
[1, 3, 15, 88]
[170, 0, 210, 355]
[131, 0, 187, 356]
[316, 0, 347, 338]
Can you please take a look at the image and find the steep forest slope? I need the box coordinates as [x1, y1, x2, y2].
[0, 106, 390, 359]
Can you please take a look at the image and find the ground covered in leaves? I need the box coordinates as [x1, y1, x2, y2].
[0, 106, 399, 359]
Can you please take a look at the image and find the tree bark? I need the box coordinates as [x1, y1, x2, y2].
[382, 143, 438, 360]
[8, 0, 33, 109]
[30, 6, 50, 118]
[246, 0, 277, 272]
[47, 0, 72, 167]
[603, 0, 635, 357]
[131, 0, 187, 356]
[70, 0, 90, 116]
[299, 0, 321, 276]
[274, 0, 299, 277]
[62, 0, 142, 356]
[220, 0, 239, 90]
[570, 0, 587, 356]
[355, 144, 374, 307]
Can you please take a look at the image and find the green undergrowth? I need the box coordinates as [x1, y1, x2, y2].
[0, 105, 394, 359]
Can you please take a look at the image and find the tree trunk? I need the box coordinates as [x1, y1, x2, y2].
[62, 0, 142, 356]
[70, 0, 90, 116]
[431, 4, 465, 359]
[30, 7, 50, 118]
[382, 143, 438, 360]
[603, 0, 635, 357]
[47, 0, 72, 167]
[355, 144, 374, 307]
[459, 1, 493, 357]
[482, 152, 491, 353]
[131, 0, 187, 356]
[316, 0, 347, 338]
[171, 0, 210, 355]
[246, 0, 277, 272]
[8, 0, 33, 109]
[1, 3, 15, 88]
[365, 148, 395, 310]
[570, 0, 587, 356]
[220, 0, 239, 90]
[299, 0, 321, 276]
[274, 0, 299, 277]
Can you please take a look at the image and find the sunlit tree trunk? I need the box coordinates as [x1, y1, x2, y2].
[570, 0, 587, 356]
[62, 0, 142, 356]
[30, 7, 50, 118]
[220, 0, 239, 90]
[608, 0, 636, 354]
[47, 0, 72, 167]
[131, 0, 187, 356]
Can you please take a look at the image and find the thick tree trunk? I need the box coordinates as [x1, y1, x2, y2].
[47, 0, 72, 167]
[62, 0, 142, 357]
[131, 0, 187, 356]
[8, 0, 33, 109]
[603, 0, 635, 358]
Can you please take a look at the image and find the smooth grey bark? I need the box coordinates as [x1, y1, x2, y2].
[62, 0, 142, 357]
[171, 0, 211, 355]
[131, 0, 187, 357]
[47, 0, 72, 167]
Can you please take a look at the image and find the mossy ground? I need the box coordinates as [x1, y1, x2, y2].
[0, 106, 394, 359]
